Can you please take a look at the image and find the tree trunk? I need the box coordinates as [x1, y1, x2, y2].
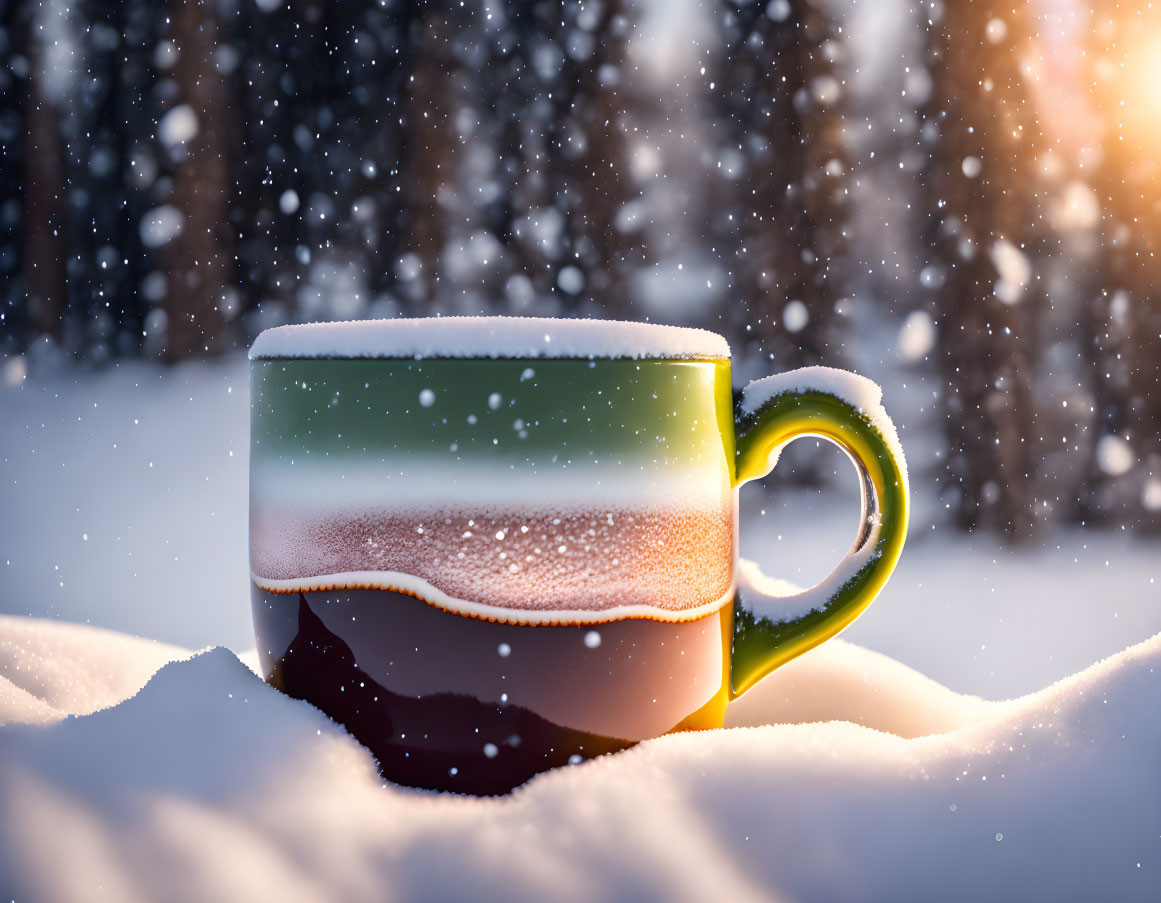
[23, 22, 67, 340]
[922, 0, 1043, 539]
[158, 0, 231, 362]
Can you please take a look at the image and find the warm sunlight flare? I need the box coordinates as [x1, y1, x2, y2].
[1098, 34, 1161, 149]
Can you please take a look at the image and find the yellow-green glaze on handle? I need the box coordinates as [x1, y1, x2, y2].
[729, 375, 909, 698]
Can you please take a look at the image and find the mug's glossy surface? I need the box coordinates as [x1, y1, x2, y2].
[251, 588, 730, 795]
[250, 356, 737, 793]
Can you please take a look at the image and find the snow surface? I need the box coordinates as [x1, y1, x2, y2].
[1, 615, 1158, 902]
[0, 616, 190, 726]
[741, 368, 887, 421]
[0, 358, 252, 650]
[249, 317, 731, 361]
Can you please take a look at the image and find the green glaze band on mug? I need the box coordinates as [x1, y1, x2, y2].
[249, 318, 908, 738]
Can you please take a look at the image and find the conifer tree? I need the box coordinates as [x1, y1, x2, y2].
[153, 0, 232, 360]
[553, 0, 640, 316]
[0, 0, 30, 348]
[20, 0, 69, 342]
[1083, 5, 1161, 529]
[65, 0, 157, 359]
[232, 0, 418, 319]
[397, 0, 474, 311]
[481, 0, 639, 314]
[713, 0, 852, 378]
[920, 0, 1044, 537]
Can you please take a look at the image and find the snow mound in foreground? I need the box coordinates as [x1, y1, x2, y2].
[0, 616, 190, 726]
[1, 616, 1158, 903]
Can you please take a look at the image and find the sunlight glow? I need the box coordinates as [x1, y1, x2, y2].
[1100, 35, 1161, 149]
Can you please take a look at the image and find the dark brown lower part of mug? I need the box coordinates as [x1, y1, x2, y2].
[251, 587, 729, 795]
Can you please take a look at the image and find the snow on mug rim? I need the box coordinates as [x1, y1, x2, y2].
[249, 316, 732, 361]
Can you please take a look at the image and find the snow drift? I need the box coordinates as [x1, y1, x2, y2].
[1, 615, 1157, 902]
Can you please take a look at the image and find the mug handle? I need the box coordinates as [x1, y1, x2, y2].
[729, 367, 909, 698]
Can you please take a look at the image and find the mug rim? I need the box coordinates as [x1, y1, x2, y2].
[249, 316, 732, 363]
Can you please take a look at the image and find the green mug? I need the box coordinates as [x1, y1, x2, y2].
[249, 318, 908, 794]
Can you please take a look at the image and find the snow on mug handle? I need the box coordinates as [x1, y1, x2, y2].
[729, 367, 910, 697]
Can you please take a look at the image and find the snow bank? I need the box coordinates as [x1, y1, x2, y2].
[0, 616, 190, 726]
[1, 616, 1157, 902]
[249, 317, 731, 361]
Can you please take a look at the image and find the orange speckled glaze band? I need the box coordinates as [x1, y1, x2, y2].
[251, 501, 736, 623]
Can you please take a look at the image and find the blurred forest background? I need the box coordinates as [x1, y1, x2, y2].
[1, 0, 1159, 537]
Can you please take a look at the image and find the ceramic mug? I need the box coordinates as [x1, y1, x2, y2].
[249, 318, 908, 794]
